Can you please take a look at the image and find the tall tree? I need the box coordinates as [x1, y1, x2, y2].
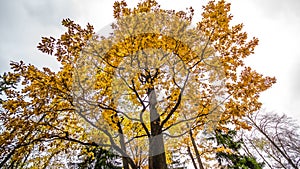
[0, 0, 275, 168]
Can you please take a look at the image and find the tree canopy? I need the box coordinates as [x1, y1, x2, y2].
[0, 0, 276, 169]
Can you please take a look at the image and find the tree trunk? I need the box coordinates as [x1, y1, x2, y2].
[148, 88, 167, 169]
[189, 128, 204, 169]
[187, 145, 198, 169]
[118, 126, 130, 169]
[114, 113, 130, 169]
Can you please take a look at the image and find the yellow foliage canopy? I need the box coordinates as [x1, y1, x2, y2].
[0, 0, 276, 168]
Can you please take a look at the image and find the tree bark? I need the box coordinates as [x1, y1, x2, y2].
[148, 88, 167, 169]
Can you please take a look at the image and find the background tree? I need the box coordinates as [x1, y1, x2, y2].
[212, 129, 263, 169]
[0, 0, 276, 169]
[72, 146, 122, 169]
[183, 128, 263, 169]
[244, 112, 300, 169]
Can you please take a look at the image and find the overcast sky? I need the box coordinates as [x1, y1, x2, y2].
[0, 0, 299, 122]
